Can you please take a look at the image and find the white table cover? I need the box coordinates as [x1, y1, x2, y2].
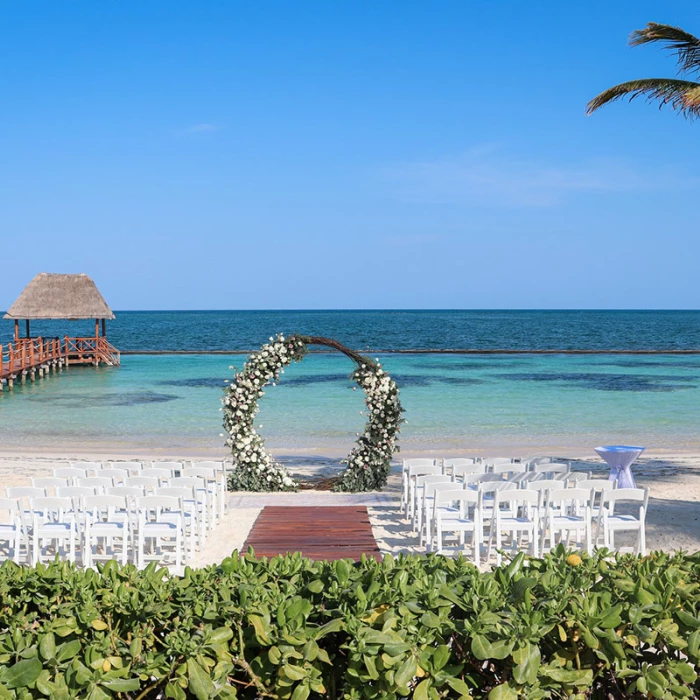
[595, 445, 644, 489]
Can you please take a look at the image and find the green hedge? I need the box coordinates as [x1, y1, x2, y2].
[0, 547, 698, 699]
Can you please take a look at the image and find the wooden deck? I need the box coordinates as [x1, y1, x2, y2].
[243, 506, 382, 561]
[0, 337, 120, 389]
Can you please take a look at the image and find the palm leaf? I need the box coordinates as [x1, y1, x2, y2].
[586, 78, 700, 118]
[630, 23, 700, 75]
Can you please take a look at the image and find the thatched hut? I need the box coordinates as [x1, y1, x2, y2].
[4, 273, 115, 341]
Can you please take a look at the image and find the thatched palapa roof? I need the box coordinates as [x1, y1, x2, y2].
[3, 273, 115, 320]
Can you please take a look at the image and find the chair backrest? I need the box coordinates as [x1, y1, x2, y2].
[125, 476, 159, 491]
[0, 498, 21, 523]
[479, 480, 517, 495]
[108, 461, 143, 473]
[107, 485, 144, 500]
[443, 457, 476, 468]
[84, 494, 128, 513]
[452, 463, 486, 476]
[30, 478, 68, 495]
[434, 488, 480, 510]
[136, 495, 182, 516]
[547, 487, 592, 507]
[71, 461, 103, 473]
[97, 468, 129, 481]
[484, 458, 513, 469]
[182, 466, 217, 480]
[53, 467, 88, 479]
[141, 468, 174, 479]
[78, 477, 114, 490]
[57, 486, 95, 500]
[416, 474, 452, 489]
[169, 476, 204, 489]
[7, 486, 46, 500]
[534, 462, 570, 474]
[603, 487, 649, 504]
[524, 480, 559, 493]
[29, 496, 73, 515]
[152, 461, 184, 473]
[156, 486, 194, 500]
[495, 488, 540, 508]
[493, 463, 528, 475]
[408, 465, 442, 478]
[190, 460, 224, 471]
[461, 472, 493, 486]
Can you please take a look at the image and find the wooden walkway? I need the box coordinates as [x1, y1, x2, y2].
[243, 506, 381, 561]
[1, 337, 120, 389]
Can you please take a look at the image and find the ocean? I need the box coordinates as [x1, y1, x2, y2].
[1, 311, 699, 456]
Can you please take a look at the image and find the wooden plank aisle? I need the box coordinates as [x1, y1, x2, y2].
[243, 506, 381, 561]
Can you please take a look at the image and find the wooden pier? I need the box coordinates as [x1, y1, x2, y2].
[0, 336, 120, 390]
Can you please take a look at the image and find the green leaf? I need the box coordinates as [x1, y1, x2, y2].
[102, 678, 141, 692]
[307, 580, 324, 594]
[187, 658, 216, 700]
[91, 619, 109, 631]
[432, 645, 450, 672]
[394, 656, 417, 688]
[413, 679, 431, 700]
[543, 668, 593, 686]
[4, 658, 43, 689]
[315, 618, 343, 639]
[363, 655, 379, 680]
[446, 676, 472, 698]
[512, 643, 540, 685]
[488, 682, 517, 700]
[283, 664, 307, 681]
[56, 640, 81, 663]
[39, 633, 56, 660]
[291, 684, 310, 700]
[248, 615, 269, 645]
[676, 610, 700, 629]
[209, 627, 234, 645]
[471, 634, 492, 660]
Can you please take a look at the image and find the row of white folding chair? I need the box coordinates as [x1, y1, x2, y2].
[427, 480, 647, 563]
[0, 494, 188, 571]
[412, 467, 584, 535]
[2, 485, 202, 568]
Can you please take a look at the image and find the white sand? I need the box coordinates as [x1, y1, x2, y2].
[2, 450, 699, 564]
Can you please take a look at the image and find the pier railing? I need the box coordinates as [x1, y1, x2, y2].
[1, 336, 120, 384]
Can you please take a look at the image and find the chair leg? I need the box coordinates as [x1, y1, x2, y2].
[639, 525, 646, 557]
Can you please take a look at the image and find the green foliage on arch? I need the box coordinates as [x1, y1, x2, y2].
[222, 333, 404, 492]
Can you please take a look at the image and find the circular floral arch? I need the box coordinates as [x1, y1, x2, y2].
[222, 333, 404, 492]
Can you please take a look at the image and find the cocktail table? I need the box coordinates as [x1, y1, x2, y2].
[594, 445, 645, 489]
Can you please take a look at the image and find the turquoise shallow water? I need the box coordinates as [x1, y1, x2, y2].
[1, 352, 699, 454]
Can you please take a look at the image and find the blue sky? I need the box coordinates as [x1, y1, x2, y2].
[1, 1, 699, 310]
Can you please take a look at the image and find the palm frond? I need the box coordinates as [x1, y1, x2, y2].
[630, 23, 700, 75]
[586, 78, 700, 118]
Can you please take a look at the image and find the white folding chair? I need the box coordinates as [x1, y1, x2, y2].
[7, 487, 46, 550]
[83, 495, 130, 567]
[458, 472, 493, 487]
[156, 487, 199, 555]
[53, 467, 87, 483]
[543, 488, 593, 554]
[420, 480, 464, 548]
[29, 497, 77, 565]
[483, 458, 514, 472]
[77, 477, 114, 494]
[401, 459, 437, 514]
[414, 475, 453, 538]
[0, 498, 23, 563]
[170, 477, 210, 540]
[597, 487, 649, 555]
[136, 495, 183, 571]
[182, 467, 219, 527]
[494, 463, 528, 478]
[405, 464, 443, 519]
[152, 461, 184, 475]
[107, 486, 144, 535]
[487, 489, 541, 565]
[432, 489, 482, 564]
[31, 478, 69, 496]
[191, 460, 228, 519]
[478, 481, 517, 541]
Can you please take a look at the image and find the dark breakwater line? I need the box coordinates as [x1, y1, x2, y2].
[120, 349, 700, 356]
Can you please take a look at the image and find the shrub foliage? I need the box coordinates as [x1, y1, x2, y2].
[0, 547, 698, 698]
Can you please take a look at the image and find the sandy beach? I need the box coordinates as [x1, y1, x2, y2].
[2, 448, 699, 564]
